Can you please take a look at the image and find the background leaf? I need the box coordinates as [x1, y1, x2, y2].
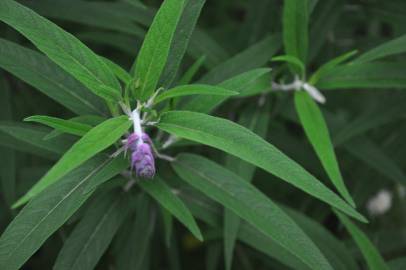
[54, 189, 130, 270]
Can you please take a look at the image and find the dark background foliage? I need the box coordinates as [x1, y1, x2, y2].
[0, 0, 406, 269]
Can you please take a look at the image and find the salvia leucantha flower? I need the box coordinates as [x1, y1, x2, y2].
[125, 109, 155, 179]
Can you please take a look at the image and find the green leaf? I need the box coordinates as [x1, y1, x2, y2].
[54, 190, 130, 270]
[199, 34, 281, 84]
[43, 115, 105, 140]
[316, 62, 406, 89]
[224, 103, 270, 270]
[335, 210, 390, 270]
[272, 55, 305, 77]
[345, 137, 406, 185]
[308, 0, 342, 62]
[309, 50, 358, 85]
[0, 157, 111, 270]
[160, 207, 174, 247]
[0, 122, 72, 158]
[354, 34, 406, 63]
[78, 31, 140, 56]
[294, 91, 355, 207]
[188, 28, 229, 69]
[159, 0, 207, 88]
[172, 153, 333, 270]
[0, 77, 16, 206]
[116, 194, 155, 270]
[157, 111, 366, 222]
[0, 0, 121, 104]
[283, 0, 309, 65]
[140, 176, 203, 241]
[284, 206, 359, 270]
[388, 257, 406, 270]
[83, 155, 129, 193]
[19, 0, 148, 37]
[25, 115, 92, 137]
[178, 55, 206, 85]
[0, 38, 105, 116]
[183, 68, 271, 113]
[13, 116, 132, 208]
[206, 243, 222, 270]
[102, 57, 132, 85]
[154, 84, 237, 104]
[133, 0, 185, 101]
[182, 184, 357, 270]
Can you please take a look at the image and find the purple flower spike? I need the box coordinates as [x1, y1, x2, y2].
[126, 133, 139, 151]
[126, 132, 155, 179]
[131, 142, 155, 178]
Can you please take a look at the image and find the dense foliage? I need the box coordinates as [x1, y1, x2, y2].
[0, 0, 405, 269]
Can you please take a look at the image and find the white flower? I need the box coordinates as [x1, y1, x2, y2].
[366, 189, 393, 216]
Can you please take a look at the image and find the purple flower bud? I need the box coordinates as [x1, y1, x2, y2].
[125, 132, 155, 179]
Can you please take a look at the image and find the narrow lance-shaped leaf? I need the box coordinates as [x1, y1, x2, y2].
[309, 50, 358, 85]
[0, 38, 105, 116]
[159, 0, 207, 88]
[133, 0, 185, 101]
[272, 55, 305, 78]
[102, 57, 132, 85]
[344, 137, 406, 186]
[334, 210, 390, 270]
[354, 34, 406, 63]
[25, 115, 92, 137]
[183, 68, 271, 113]
[43, 115, 105, 140]
[140, 176, 203, 241]
[0, 0, 121, 104]
[157, 111, 366, 222]
[172, 153, 333, 270]
[181, 180, 358, 270]
[83, 155, 129, 193]
[316, 62, 406, 89]
[199, 34, 281, 84]
[0, 122, 72, 158]
[13, 116, 132, 208]
[154, 84, 238, 104]
[115, 194, 155, 270]
[0, 157, 113, 270]
[283, 0, 309, 66]
[20, 0, 147, 38]
[187, 28, 229, 69]
[294, 91, 355, 207]
[178, 55, 206, 85]
[54, 190, 130, 270]
[224, 102, 270, 270]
